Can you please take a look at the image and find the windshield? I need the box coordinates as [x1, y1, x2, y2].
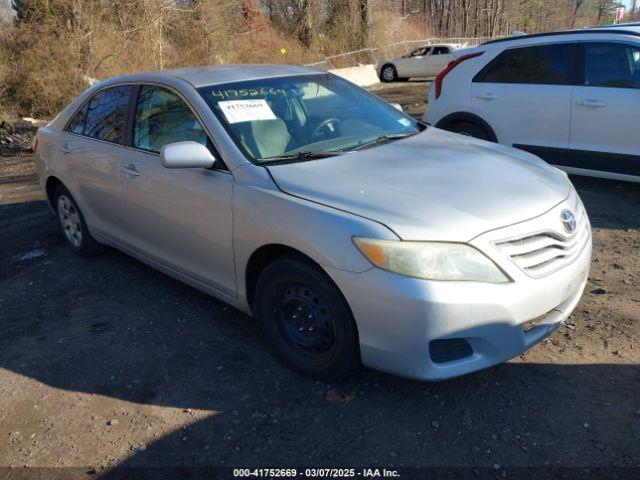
[198, 74, 423, 163]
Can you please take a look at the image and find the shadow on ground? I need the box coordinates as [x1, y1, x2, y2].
[0, 176, 639, 475]
[571, 175, 640, 230]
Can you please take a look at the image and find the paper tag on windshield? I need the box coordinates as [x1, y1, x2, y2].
[398, 118, 411, 127]
[219, 99, 277, 124]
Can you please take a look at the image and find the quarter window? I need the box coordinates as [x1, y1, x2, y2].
[133, 86, 208, 153]
[66, 103, 88, 135]
[84, 86, 133, 144]
[477, 44, 574, 85]
[583, 42, 640, 89]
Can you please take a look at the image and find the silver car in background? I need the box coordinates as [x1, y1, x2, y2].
[377, 44, 461, 82]
[34, 65, 591, 381]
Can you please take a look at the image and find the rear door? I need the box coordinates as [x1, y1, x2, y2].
[472, 43, 577, 162]
[568, 41, 640, 177]
[60, 85, 134, 239]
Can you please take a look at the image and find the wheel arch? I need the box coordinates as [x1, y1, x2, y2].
[435, 111, 498, 143]
[245, 244, 358, 330]
[44, 175, 63, 209]
[246, 244, 337, 312]
[379, 62, 398, 79]
[245, 243, 362, 358]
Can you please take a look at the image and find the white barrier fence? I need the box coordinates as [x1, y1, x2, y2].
[306, 37, 495, 70]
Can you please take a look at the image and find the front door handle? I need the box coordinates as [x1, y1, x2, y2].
[576, 99, 607, 108]
[120, 163, 140, 177]
[475, 93, 499, 101]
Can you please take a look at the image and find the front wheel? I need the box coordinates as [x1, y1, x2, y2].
[255, 255, 360, 380]
[380, 64, 398, 83]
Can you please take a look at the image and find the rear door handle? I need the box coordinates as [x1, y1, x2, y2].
[58, 143, 72, 154]
[120, 163, 140, 177]
[576, 99, 607, 108]
[475, 93, 499, 101]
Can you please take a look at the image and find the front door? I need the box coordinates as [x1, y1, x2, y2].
[398, 47, 431, 78]
[472, 42, 576, 160]
[115, 85, 236, 297]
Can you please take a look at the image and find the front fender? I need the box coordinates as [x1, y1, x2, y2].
[232, 165, 398, 310]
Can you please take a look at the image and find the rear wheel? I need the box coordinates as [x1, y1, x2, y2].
[53, 184, 104, 257]
[255, 254, 360, 380]
[381, 64, 398, 83]
[448, 121, 490, 141]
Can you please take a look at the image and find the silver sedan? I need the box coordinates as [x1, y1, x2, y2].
[34, 65, 591, 380]
[377, 44, 459, 82]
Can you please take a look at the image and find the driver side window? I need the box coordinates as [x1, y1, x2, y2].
[411, 47, 429, 57]
[133, 85, 208, 153]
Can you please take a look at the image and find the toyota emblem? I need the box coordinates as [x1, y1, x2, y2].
[560, 209, 577, 234]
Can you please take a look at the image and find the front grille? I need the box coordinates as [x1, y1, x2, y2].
[495, 202, 590, 278]
[429, 339, 473, 363]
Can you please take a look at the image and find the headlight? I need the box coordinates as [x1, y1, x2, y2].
[353, 237, 510, 283]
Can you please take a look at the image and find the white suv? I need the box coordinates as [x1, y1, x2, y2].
[424, 25, 640, 182]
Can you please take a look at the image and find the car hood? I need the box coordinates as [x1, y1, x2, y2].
[267, 128, 571, 242]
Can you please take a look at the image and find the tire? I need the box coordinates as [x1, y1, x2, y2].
[380, 64, 398, 83]
[255, 254, 360, 380]
[53, 184, 104, 257]
[448, 121, 490, 141]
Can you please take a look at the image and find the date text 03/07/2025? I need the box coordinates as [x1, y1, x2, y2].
[232, 468, 401, 478]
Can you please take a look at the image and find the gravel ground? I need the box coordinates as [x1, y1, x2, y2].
[0, 82, 639, 479]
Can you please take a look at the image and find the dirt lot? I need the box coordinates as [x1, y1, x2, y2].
[0, 82, 639, 479]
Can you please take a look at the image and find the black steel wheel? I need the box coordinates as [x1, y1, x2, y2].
[255, 254, 360, 380]
[277, 283, 336, 359]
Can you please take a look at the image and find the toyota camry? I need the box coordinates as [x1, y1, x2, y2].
[34, 65, 592, 380]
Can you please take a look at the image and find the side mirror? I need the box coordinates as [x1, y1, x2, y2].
[160, 141, 216, 169]
[391, 103, 404, 112]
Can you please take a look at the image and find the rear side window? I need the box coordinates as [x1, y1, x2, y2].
[432, 46, 450, 55]
[583, 42, 640, 89]
[84, 86, 133, 144]
[476, 44, 574, 85]
[133, 85, 208, 153]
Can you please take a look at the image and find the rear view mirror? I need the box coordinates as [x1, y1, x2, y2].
[391, 103, 404, 112]
[160, 141, 216, 169]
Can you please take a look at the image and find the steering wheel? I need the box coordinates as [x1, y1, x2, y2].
[311, 118, 342, 140]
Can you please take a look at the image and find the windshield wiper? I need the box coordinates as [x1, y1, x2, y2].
[260, 150, 347, 163]
[347, 131, 418, 152]
[259, 132, 418, 162]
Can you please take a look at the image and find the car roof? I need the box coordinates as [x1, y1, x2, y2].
[482, 25, 640, 46]
[418, 43, 459, 48]
[601, 21, 640, 28]
[99, 64, 326, 89]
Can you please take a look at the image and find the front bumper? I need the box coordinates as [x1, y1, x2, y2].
[326, 193, 592, 381]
